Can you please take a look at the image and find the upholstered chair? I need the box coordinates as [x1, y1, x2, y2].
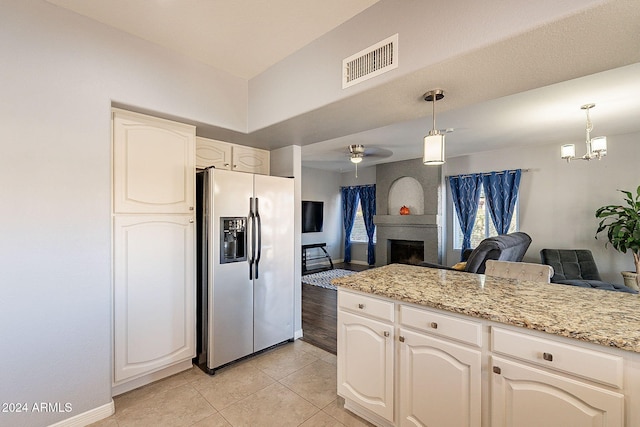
[485, 260, 553, 283]
[540, 249, 638, 294]
[421, 232, 532, 274]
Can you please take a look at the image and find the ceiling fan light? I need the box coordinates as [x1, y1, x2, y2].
[350, 155, 363, 164]
[423, 133, 445, 165]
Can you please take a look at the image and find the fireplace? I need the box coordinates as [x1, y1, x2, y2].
[374, 158, 443, 267]
[389, 240, 424, 265]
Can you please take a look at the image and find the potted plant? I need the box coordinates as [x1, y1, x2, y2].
[595, 185, 640, 290]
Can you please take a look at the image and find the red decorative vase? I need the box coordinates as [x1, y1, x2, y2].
[400, 205, 410, 215]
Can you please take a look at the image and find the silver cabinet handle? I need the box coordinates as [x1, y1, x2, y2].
[358, 303, 365, 309]
[430, 322, 438, 329]
[383, 331, 390, 337]
[543, 352, 553, 362]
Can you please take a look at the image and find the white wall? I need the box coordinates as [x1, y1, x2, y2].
[301, 167, 343, 262]
[0, 1, 246, 426]
[443, 131, 640, 284]
[300, 166, 377, 266]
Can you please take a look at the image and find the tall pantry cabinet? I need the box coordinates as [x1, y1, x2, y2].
[111, 108, 196, 395]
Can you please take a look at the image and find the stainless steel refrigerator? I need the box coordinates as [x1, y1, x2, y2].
[195, 168, 294, 373]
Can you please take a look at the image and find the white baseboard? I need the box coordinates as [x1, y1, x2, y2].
[48, 400, 114, 427]
[294, 328, 304, 340]
[346, 260, 368, 266]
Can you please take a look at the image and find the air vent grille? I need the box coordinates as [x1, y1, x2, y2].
[342, 34, 398, 89]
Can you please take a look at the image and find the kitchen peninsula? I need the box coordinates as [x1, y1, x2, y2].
[333, 263, 640, 427]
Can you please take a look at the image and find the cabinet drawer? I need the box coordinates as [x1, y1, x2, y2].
[492, 327, 623, 388]
[400, 305, 482, 347]
[338, 291, 394, 323]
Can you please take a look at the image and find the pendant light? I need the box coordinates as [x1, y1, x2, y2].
[423, 89, 445, 165]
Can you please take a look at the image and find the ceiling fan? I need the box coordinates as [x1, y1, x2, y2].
[347, 144, 392, 177]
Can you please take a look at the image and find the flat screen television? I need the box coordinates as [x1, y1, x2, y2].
[302, 201, 324, 233]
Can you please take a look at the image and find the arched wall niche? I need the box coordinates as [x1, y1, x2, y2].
[388, 176, 424, 215]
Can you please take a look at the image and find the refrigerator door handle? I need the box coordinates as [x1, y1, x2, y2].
[248, 197, 256, 280]
[255, 197, 262, 279]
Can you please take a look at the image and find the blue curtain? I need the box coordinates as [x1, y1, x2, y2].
[341, 187, 360, 263]
[482, 169, 521, 234]
[359, 185, 376, 265]
[449, 173, 483, 258]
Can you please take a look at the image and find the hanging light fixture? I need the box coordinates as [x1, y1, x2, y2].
[423, 89, 445, 165]
[349, 144, 364, 163]
[349, 144, 364, 178]
[561, 103, 607, 163]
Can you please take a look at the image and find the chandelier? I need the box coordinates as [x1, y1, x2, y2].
[561, 104, 607, 163]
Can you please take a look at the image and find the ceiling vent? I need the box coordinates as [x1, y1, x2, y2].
[342, 34, 398, 89]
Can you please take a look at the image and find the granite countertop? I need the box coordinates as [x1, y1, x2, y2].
[332, 264, 640, 353]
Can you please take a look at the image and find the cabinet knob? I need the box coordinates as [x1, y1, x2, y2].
[224, 163, 230, 167]
[358, 303, 365, 309]
[430, 322, 438, 329]
[189, 219, 194, 223]
[542, 352, 553, 362]
[189, 206, 194, 211]
[493, 366, 502, 375]
[399, 336, 405, 343]
[383, 331, 390, 337]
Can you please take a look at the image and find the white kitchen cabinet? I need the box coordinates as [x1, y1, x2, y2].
[112, 108, 196, 395]
[338, 294, 395, 424]
[113, 215, 195, 384]
[196, 136, 270, 175]
[491, 356, 624, 427]
[490, 327, 624, 427]
[338, 290, 481, 427]
[231, 144, 270, 174]
[195, 137, 231, 170]
[399, 328, 481, 427]
[337, 289, 635, 427]
[113, 109, 195, 214]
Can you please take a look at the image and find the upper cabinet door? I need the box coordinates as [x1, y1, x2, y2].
[195, 137, 232, 170]
[113, 109, 195, 214]
[232, 145, 270, 175]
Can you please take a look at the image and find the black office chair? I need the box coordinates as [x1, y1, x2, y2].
[540, 249, 637, 294]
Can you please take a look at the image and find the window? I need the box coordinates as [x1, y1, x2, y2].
[350, 203, 376, 243]
[452, 187, 518, 250]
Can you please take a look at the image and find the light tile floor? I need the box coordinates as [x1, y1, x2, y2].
[91, 340, 373, 426]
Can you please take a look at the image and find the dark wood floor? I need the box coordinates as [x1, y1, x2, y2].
[301, 262, 373, 354]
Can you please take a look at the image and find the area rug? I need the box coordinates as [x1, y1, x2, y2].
[302, 269, 357, 291]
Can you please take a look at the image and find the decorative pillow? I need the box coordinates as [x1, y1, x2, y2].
[451, 262, 467, 271]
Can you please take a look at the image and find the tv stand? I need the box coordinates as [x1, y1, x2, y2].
[302, 243, 334, 275]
